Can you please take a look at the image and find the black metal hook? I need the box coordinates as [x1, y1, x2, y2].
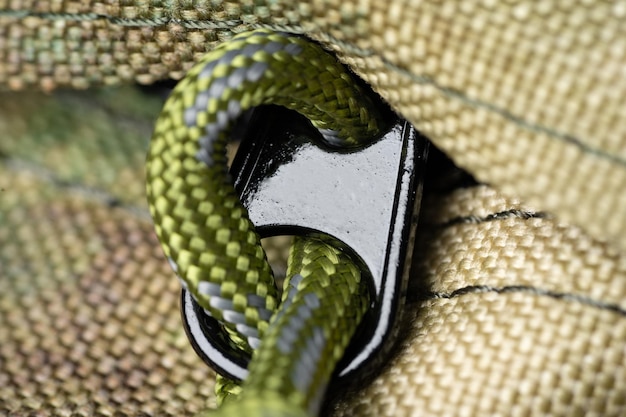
[181, 105, 428, 383]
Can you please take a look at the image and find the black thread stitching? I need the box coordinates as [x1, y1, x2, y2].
[434, 209, 547, 229]
[410, 284, 626, 317]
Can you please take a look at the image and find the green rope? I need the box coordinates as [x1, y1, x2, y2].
[206, 236, 369, 416]
[146, 29, 384, 415]
[146, 29, 383, 351]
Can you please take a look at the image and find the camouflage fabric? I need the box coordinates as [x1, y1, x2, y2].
[1, 1, 625, 416]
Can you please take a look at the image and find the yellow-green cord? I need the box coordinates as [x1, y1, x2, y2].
[146, 29, 383, 351]
[146, 29, 384, 415]
[205, 236, 369, 416]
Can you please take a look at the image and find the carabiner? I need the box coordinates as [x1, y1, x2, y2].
[182, 105, 428, 382]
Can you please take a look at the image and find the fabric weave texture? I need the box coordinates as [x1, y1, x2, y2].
[1, 1, 625, 416]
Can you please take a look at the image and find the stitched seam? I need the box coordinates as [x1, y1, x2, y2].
[435, 209, 547, 229]
[0, 10, 244, 28]
[379, 59, 626, 168]
[411, 284, 626, 317]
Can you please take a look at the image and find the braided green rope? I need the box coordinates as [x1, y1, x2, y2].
[146, 29, 382, 350]
[146, 29, 384, 415]
[206, 236, 369, 416]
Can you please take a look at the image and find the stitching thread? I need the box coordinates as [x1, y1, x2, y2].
[435, 209, 547, 229]
[411, 284, 626, 317]
[379, 60, 626, 168]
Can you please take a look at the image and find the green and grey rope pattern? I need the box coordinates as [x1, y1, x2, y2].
[146, 29, 384, 414]
[207, 236, 370, 416]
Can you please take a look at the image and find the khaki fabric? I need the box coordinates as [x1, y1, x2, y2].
[1, 0, 625, 251]
[1, 1, 626, 416]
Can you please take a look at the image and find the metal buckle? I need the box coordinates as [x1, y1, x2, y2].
[182, 105, 428, 383]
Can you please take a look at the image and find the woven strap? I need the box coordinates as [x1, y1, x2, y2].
[1, 87, 625, 416]
[2, 1, 626, 416]
[1, 1, 625, 252]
